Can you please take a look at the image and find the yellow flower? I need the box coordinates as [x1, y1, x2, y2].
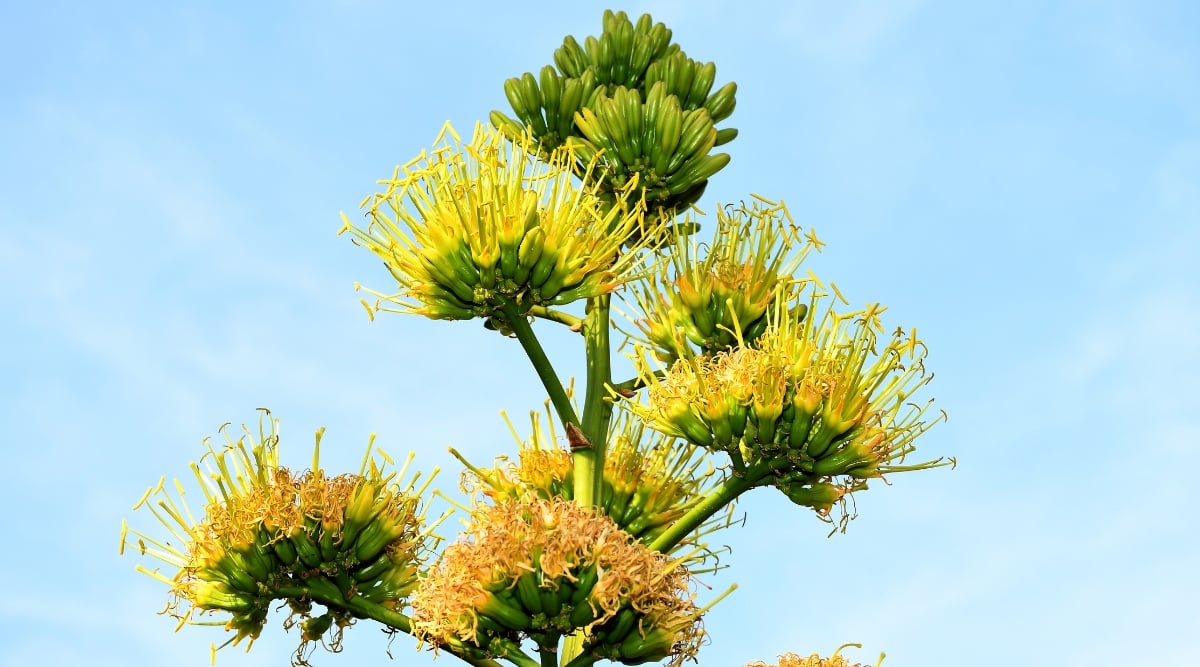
[340, 122, 651, 324]
[121, 411, 434, 659]
[749, 644, 885, 667]
[453, 408, 731, 563]
[624, 195, 820, 360]
[624, 281, 950, 526]
[410, 496, 711, 667]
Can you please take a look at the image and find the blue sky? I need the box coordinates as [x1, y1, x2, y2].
[1, 1, 1197, 666]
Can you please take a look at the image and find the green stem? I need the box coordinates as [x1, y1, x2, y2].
[501, 300, 580, 430]
[282, 580, 503, 667]
[561, 644, 597, 667]
[609, 376, 642, 394]
[528, 305, 584, 330]
[559, 633, 590, 667]
[539, 641, 561, 667]
[647, 459, 775, 554]
[490, 638, 541, 667]
[571, 447, 598, 506]
[576, 295, 613, 506]
[340, 597, 411, 633]
[310, 581, 414, 632]
[609, 366, 665, 396]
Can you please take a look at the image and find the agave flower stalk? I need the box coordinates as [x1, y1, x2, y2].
[127, 9, 956, 666]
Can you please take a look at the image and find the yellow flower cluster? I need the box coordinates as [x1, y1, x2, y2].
[122, 413, 432, 655]
[624, 195, 822, 360]
[749, 645, 885, 667]
[411, 496, 705, 666]
[454, 408, 729, 551]
[341, 122, 651, 324]
[625, 281, 949, 521]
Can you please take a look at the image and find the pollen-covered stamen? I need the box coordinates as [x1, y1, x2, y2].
[410, 497, 711, 666]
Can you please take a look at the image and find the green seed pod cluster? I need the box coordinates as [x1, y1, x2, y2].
[625, 285, 950, 524]
[490, 9, 738, 223]
[410, 497, 708, 667]
[626, 196, 822, 362]
[122, 414, 436, 658]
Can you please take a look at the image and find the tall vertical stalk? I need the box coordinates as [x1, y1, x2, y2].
[560, 297, 613, 667]
[575, 295, 614, 506]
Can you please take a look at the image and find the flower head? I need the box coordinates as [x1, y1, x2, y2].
[411, 496, 712, 667]
[750, 644, 885, 667]
[122, 411, 435, 660]
[340, 122, 651, 325]
[624, 280, 950, 527]
[453, 408, 732, 564]
[624, 195, 819, 361]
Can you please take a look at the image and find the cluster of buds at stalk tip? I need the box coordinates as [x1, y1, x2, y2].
[340, 121, 654, 329]
[490, 10, 739, 225]
[749, 644, 886, 667]
[624, 195, 822, 362]
[411, 496, 725, 667]
[120, 411, 439, 659]
[451, 407, 734, 568]
[622, 278, 950, 525]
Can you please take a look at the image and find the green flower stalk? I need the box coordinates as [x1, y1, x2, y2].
[121, 411, 439, 659]
[410, 496, 716, 667]
[623, 279, 950, 524]
[451, 407, 734, 562]
[624, 195, 822, 361]
[340, 121, 649, 327]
